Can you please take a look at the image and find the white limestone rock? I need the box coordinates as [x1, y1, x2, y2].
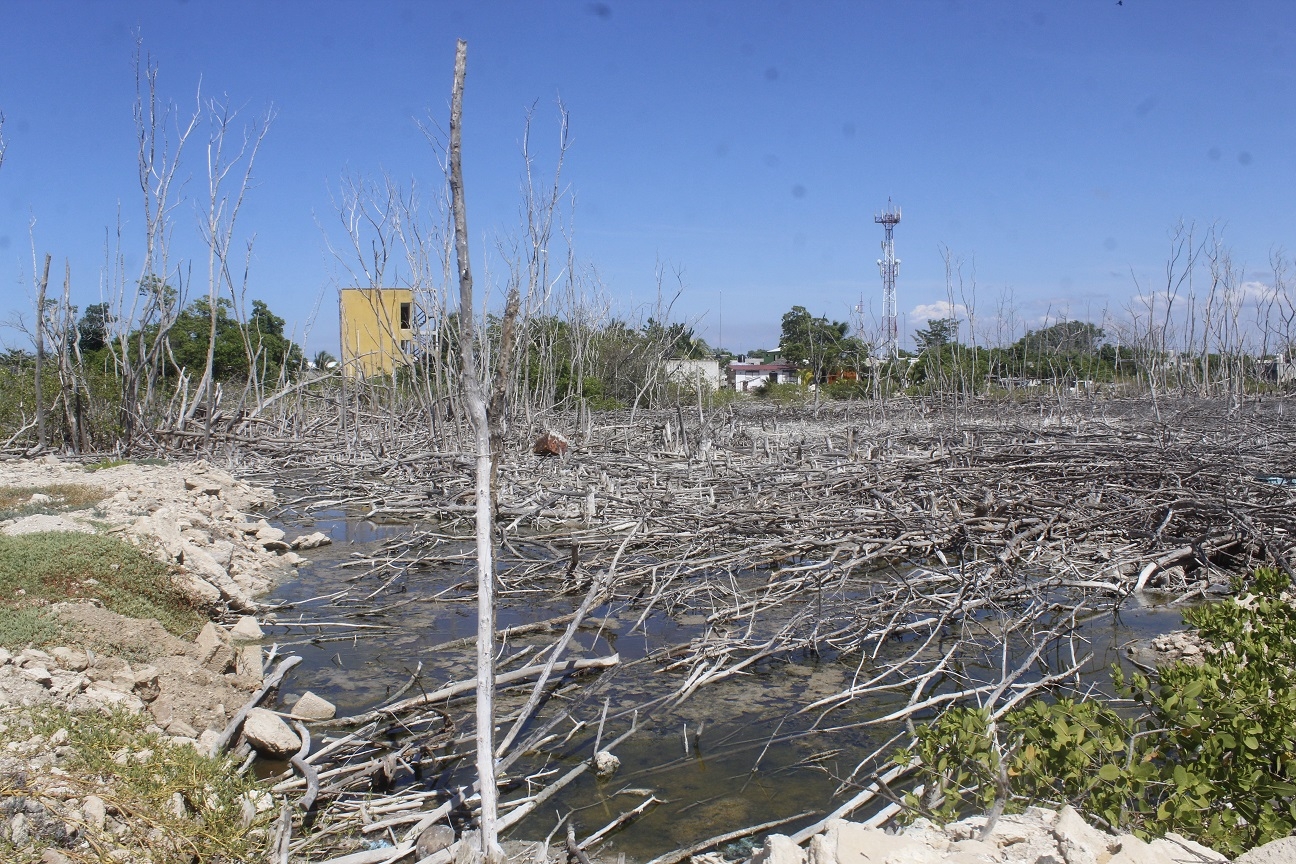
[291, 531, 332, 550]
[828, 819, 943, 864]
[756, 835, 808, 864]
[290, 691, 336, 721]
[170, 568, 222, 607]
[1235, 837, 1296, 864]
[1054, 805, 1118, 864]
[241, 707, 301, 758]
[230, 615, 263, 641]
[1149, 835, 1227, 864]
[82, 794, 106, 831]
[195, 622, 235, 672]
[1109, 835, 1179, 864]
[49, 647, 89, 672]
[593, 749, 620, 778]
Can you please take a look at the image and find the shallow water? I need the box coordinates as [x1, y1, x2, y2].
[261, 506, 1189, 860]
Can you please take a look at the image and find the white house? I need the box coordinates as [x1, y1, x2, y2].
[665, 358, 723, 390]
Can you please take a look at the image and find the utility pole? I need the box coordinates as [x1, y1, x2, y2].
[875, 200, 901, 359]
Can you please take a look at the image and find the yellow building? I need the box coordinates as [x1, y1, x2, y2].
[339, 288, 417, 379]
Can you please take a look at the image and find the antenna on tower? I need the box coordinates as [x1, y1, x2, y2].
[874, 199, 901, 359]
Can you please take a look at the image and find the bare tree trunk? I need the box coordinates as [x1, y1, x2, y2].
[448, 39, 503, 863]
[34, 253, 51, 451]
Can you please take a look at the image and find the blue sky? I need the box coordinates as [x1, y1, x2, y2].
[2, 1, 1294, 356]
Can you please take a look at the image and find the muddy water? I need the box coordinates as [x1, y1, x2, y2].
[263, 509, 1187, 860]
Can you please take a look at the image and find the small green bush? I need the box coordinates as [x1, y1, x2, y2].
[902, 566, 1296, 856]
[0, 531, 204, 648]
[752, 382, 806, 404]
[825, 380, 871, 400]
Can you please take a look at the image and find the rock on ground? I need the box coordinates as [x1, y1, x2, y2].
[1235, 837, 1296, 864]
[0, 604, 261, 737]
[757, 807, 1237, 864]
[290, 691, 336, 721]
[241, 707, 301, 758]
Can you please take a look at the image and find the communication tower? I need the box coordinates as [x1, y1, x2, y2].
[874, 200, 901, 359]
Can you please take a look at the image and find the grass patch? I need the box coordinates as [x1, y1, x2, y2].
[1, 704, 271, 862]
[0, 532, 205, 649]
[83, 457, 168, 471]
[0, 483, 105, 521]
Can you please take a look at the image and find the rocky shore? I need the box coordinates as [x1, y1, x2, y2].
[2, 457, 1289, 864]
[0, 455, 330, 611]
[0, 455, 335, 731]
[0, 456, 335, 859]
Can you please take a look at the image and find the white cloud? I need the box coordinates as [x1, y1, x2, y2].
[909, 301, 968, 321]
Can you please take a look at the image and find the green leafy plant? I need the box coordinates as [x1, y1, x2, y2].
[902, 566, 1296, 856]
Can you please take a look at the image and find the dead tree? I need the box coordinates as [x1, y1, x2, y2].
[190, 94, 275, 443]
[33, 253, 50, 451]
[448, 38, 508, 864]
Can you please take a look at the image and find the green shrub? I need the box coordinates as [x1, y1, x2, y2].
[752, 382, 806, 404]
[825, 380, 871, 400]
[902, 566, 1296, 856]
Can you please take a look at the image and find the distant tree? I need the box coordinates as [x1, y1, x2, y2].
[915, 318, 959, 352]
[77, 303, 114, 353]
[164, 297, 302, 384]
[643, 318, 708, 359]
[312, 350, 338, 371]
[1015, 320, 1104, 355]
[779, 305, 851, 380]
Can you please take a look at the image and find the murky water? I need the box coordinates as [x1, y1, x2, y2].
[259, 506, 1189, 860]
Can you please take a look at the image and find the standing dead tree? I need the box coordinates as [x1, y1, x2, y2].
[32, 253, 50, 452]
[106, 45, 199, 451]
[189, 95, 276, 444]
[449, 38, 518, 864]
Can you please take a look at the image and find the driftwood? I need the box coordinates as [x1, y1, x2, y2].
[326, 655, 620, 728]
[238, 397, 1296, 860]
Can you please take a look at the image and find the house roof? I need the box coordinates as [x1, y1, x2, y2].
[728, 362, 798, 372]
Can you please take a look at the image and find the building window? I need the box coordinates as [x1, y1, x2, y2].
[399, 339, 413, 355]
[400, 302, 411, 331]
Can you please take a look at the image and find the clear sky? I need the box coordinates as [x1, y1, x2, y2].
[2, 0, 1294, 356]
